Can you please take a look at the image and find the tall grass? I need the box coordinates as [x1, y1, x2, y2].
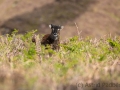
[0, 30, 120, 90]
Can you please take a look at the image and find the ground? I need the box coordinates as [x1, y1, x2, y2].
[0, 0, 120, 39]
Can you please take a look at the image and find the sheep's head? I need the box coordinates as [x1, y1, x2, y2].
[49, 24, 64, 40]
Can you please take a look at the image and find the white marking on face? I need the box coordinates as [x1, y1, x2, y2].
[61, 26, 64, 29]
[54, 34, 57, 37]
[49, 24, 52, 28]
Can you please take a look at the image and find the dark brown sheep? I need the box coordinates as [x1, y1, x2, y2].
[32, 24, 63, 51]
[41, 24, 63, 51]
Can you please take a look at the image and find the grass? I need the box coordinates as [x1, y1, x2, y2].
[0, 30, 120, 90]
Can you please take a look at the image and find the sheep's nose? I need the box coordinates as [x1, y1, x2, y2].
[54, 33, 57, 36]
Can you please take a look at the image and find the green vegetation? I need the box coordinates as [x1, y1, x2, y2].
[0, 30, 120, 90]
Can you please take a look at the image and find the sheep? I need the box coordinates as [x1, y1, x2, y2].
[41, 24, 64, 51]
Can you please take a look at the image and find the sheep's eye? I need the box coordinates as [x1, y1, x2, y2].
[52, 28, 54, 31]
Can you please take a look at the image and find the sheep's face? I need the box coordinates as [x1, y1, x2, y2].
[49, 24, 64, 40]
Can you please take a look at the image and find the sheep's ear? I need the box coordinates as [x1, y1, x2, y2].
[60, 26, 64, 30]
[49, 24, 52, 29]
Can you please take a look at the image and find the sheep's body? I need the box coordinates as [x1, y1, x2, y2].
[41, 34, 60, 50]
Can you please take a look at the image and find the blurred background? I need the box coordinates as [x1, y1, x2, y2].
[0, 0, 120, 39]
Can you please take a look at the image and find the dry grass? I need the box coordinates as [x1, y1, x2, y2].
[0, 31, 120, 90]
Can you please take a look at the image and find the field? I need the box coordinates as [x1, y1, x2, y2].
[0, 30, 120, 90]
[0, 1, 120, 89]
